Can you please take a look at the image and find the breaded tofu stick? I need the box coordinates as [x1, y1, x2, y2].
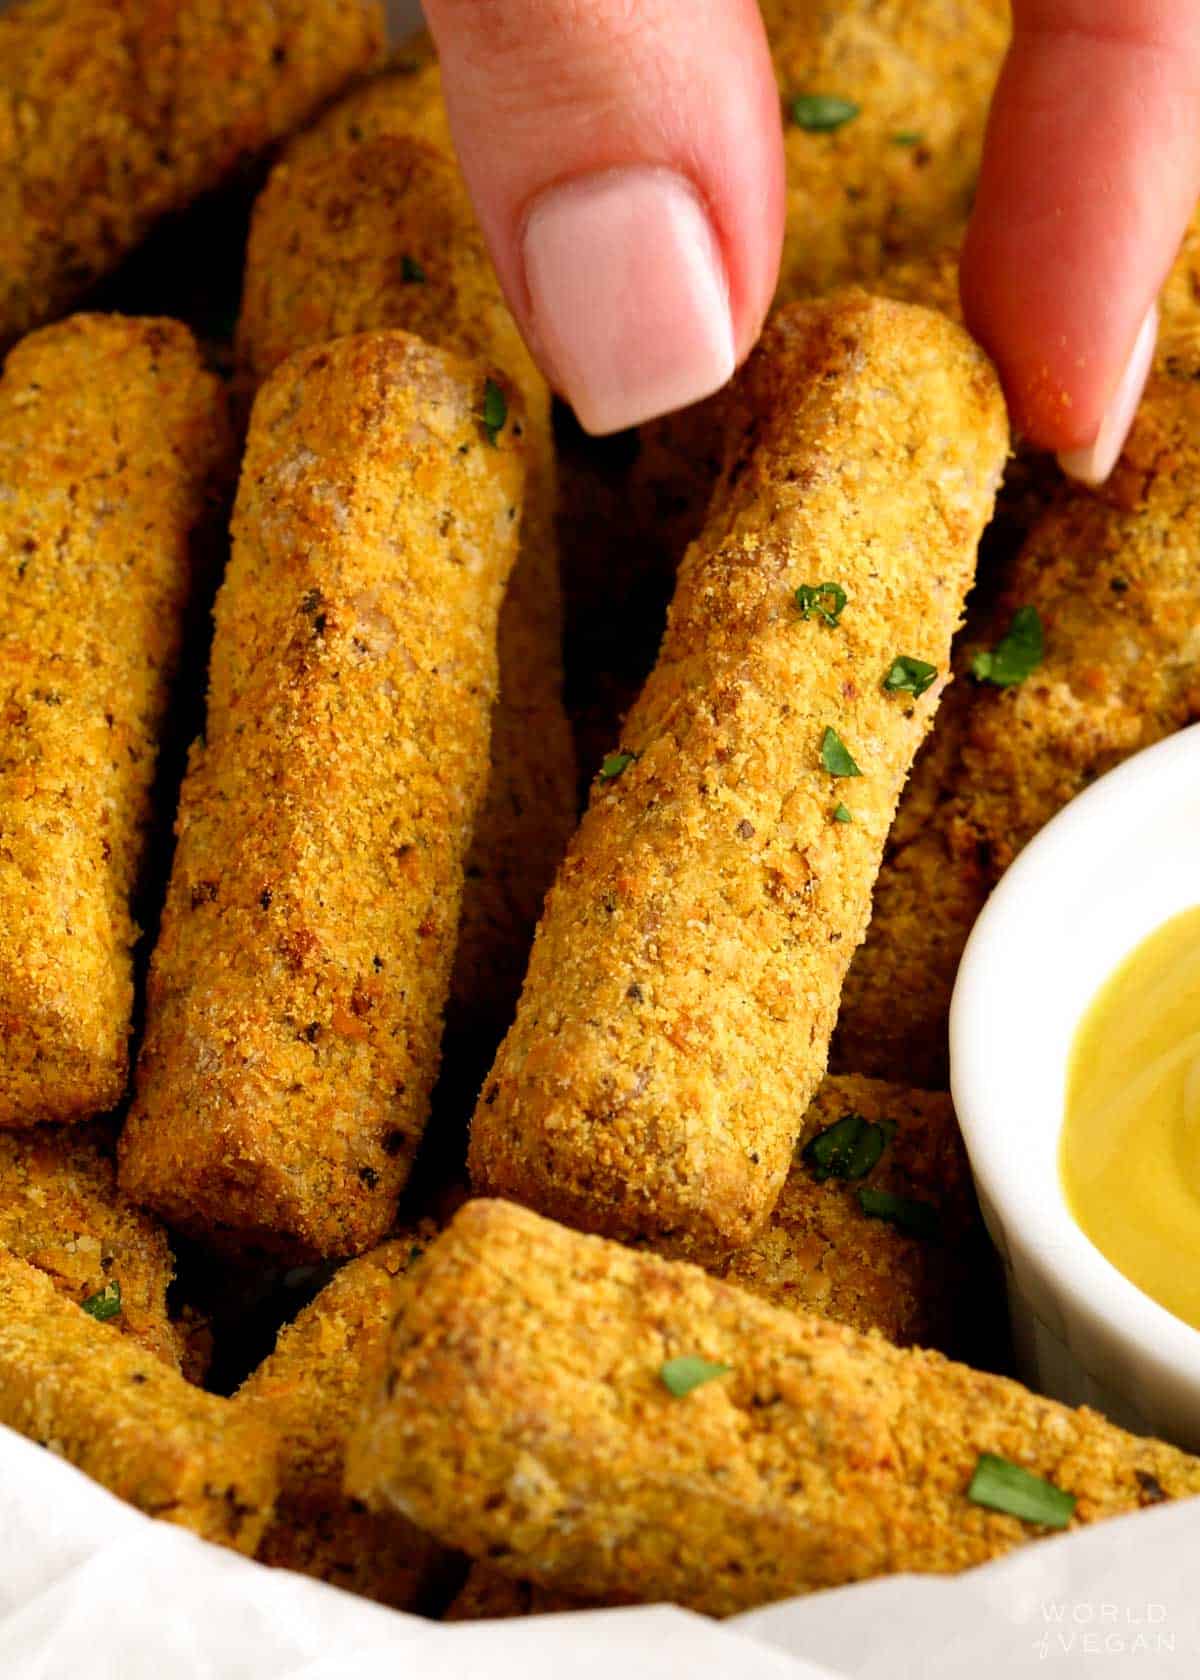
[0, 1248, 275, 1552]
[238, 73, 575, 1041]
[0, 314, 232, 1128]
[831, 674, 988, 1088]
[469, 294, 1006, 1260]
[765, 0, 1008, 305]
[350, 1199, 1200, 1619]
[723, 1075, 977, 1352]
[444, 1564, 598, 1622]
[119, 331, 525, 1256]
[0, 1124, 181, 1368]
[0, 0, 385, 346]
[255, 39, 449, 175]
[623, 0, 1009, 584]
[235, 1227, 451, 1610]
[835, 349, 1200, 1086]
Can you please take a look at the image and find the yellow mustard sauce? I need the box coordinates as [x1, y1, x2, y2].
[1061, 905, 1200, 1331]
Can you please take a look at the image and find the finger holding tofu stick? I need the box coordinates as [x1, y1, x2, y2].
[349, 1199, 1200, 1619]
[469, 292, 1007, 1260]
[0, 314, 233, 1128]
[119, 330, 525, 1257]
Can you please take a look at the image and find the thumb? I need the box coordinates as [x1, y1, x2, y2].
[423, 0, 785, 435]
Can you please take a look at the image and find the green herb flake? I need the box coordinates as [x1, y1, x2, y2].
[833, 803, 853, 823]
[482, 378, 508, 446]
[892, 130, 924, 147]
[967, 1454, 1077, 1529]
[804, 1113, 895, 1183]
[971, 605, 1044, 688]
[791, 94, 860, 133]
[401, 254, 427, 284]
[820, 727, 862, 778]
[794, 581, 848, 627]
[858, 1187, 940, 1240]
[80, 1280, 122, 1322]
[599, 751, 636, 783]
[883, 655, 938, 698]
[660, 1355, 732, 1397]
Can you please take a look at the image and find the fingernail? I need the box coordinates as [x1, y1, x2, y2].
[523, 166, 736, 435]
[1057, 303, 1158, 486]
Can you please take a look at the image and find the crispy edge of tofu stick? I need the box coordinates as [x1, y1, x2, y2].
[469, 291, 1006, 1260]
[0, 1247, 276, 1552]
[119, 329, 525, 1257]
[349, 1199, 1200, 1619]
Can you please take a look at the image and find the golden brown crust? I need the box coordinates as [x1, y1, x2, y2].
[0, 1123, 181, 1368]
[0, 0, 386, 344]
[350, 1200, 1200, 1618]
[119, 330, 525, 1256]
[835, 350, 1200, 1085]
[723, 1075, 977, 1350]
[0, 1247, 276, 1552]
[237, 1229, 451, 1609]
[765, 0, 1008, 305]
[0, 313, 232, 1127]
[469, 294, 1006, 1259]
[444, 1564, 599, 1622]
[238, 71, 575, 1041]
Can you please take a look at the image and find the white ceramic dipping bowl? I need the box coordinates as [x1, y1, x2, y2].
[950, 722, 1200, 1452]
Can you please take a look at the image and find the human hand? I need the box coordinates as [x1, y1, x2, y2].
[424, 0, 1200, 484]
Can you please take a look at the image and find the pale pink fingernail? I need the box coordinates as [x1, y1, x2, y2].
[522, 165, 736, 435]
[1057, 303, 1158, 486]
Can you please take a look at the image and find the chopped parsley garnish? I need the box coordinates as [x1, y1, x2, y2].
[883, 655, 938, 698]
[791, 95, 860, 133]
[401, 254, 427, 284]
[599, 751, 636, 782]
[821, 727, 861, 778]
[660, 1355, 732, 1397]
[833, 803, 853, 823]
[80, 1280, 122, 1322]
[967, 1454, 1076, 1529]
[858, 1187, 939, 1240]
[794, 581, 847, 627]
[482, 379, 508, 446]
[971, 605, 1044, 688]
[804, 1112, 895, 1182]
[892, 130, 924, 147]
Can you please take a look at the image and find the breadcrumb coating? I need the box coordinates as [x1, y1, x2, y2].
[0, 1247, 275, 1552]
[0, 313, 232, 1127]
[237, 1227, 451, 1609]
[624, 0, 1008, 589]
[836, 350, 1200, 1085]
[0, 1123, 181, 1368]
[765, 0, 1008, 304]
[444, 1564, 598, 1622]
[119, 330, 525, 1256]
[0, 0, 386, 345]
[350, 1199, 1200, 1618]
[238, 67, 575, 1040]
[469, 293, 1006, 1260]
[723, 1075, 977, 1351]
